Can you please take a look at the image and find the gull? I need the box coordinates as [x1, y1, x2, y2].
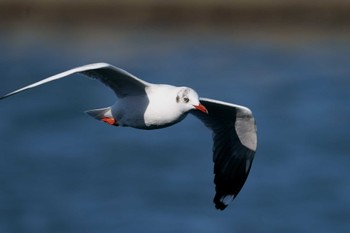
[0, 63, 257, 210]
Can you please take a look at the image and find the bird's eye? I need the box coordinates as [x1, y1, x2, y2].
[184, 97, 189, 103]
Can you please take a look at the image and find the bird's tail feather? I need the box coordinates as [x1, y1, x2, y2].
[85, 107, 112, 120]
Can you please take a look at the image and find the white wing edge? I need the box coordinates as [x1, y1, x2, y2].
[199, 97, 254, 117]
[0, 63, 110, 100]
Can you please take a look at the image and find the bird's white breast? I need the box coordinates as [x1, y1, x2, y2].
[143, 85, 186, 128]
[112, 85, 186, 129]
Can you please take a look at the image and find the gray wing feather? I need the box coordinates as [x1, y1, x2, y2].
[0, 63, 150, 100]
[81, 64, 150, 97]
[191, 97, 257, 210]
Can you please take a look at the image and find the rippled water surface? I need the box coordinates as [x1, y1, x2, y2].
[0, 28, 349, 233]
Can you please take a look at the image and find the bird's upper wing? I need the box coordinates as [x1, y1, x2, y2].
[0, 63, 151, 100]
[191, 97, 257, 210]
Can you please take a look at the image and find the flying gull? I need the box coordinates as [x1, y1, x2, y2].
[0, 63, 257, 210]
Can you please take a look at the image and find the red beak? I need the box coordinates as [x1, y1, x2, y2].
[194, 103, 208, 114]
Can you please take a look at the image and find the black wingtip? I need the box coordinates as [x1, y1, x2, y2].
[0, 91, 18, 100]
[0, 94, 10, 100]
[213, 194, 228, 210]
[215, 202, 228, 210]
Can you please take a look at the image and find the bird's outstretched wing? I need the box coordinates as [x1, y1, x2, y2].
[0, 63, 150, 100]
[191, 97, 257, 210]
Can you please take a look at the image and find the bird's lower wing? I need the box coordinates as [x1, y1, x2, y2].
[191, 97, 257, 210]
[0, 63, 150, 100]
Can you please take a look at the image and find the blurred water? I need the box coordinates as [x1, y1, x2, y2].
[0, 28, 350, 233]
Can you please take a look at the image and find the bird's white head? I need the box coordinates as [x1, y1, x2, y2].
[176, 87, 208, 114]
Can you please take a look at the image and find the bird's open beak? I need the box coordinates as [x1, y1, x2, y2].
[194, 103, 208, 114]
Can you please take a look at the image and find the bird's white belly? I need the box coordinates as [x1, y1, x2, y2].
[112, 95, 184, 130]
[143, 106, 187, 129]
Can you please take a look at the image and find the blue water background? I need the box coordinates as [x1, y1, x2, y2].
[0, 28, 349, 233]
